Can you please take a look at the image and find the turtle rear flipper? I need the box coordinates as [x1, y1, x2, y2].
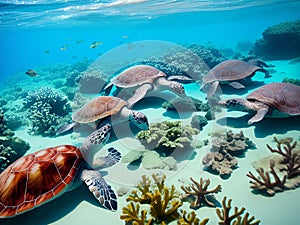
[56, 122, 76, 135]
[81, 170, 117, 211]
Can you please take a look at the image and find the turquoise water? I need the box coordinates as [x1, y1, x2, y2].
[1, 1, 300, 225]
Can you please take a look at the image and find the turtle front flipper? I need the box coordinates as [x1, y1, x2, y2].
[56, 122, 77, 135]
[248, 108, 268, 124]
[93, 147, 121, 169]
[81, 170, 117, 211]
[229, 81, 245, 89]
[127, 83, 152, 108]
[207, 80, 219, 96]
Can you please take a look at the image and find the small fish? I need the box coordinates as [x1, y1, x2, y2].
[25, 69, 38, 77]
[60, 47, 68, 51]
[90, 41, 103, 49]
[76, 40, 84, 44]
[122, 35, 128, 39]
[44, 50, 50, 54]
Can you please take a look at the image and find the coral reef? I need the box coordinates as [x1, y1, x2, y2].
[23, 87, 71, 136]
[137, 121, 199, 150]
[216, 196, 260, 225]
[202, 130, 255, 178]
[180, 177, 221, 209]
[250, 20, 300, 60]
[76, 70, 106, 94]
[0, 109, 30, 173]
[121, 174, 209, 225]
[186, 43, 228, 68]
[247, 137, 300, 196]
[282, 77, 300, 86]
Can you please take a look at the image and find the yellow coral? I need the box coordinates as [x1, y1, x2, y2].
[120, 202, 153, 225]
[178, 210, 209, 225]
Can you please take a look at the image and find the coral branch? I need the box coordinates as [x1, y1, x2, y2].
[120, 202, 153, 225]
[178, 209, 209, 225]
[181, 177, 221, 209]
[247, 160, 286, 196]
[216, 196, 260, 225]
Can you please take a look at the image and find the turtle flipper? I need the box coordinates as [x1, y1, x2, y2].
[87, 124, 112, 145]
[81, 170, 117, 211]
[127, 83, 152, 108]
[207, 81, 219, 96]
[56, 122, 76, 135]
[248, 108, 268, 124]
[93, 147, 122, 168]
[229, 81, 245, 89]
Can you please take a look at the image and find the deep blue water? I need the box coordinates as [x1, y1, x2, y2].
[1, 0, 300, 78]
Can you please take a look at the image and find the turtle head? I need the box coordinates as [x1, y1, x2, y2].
[129, 110, 149, 130]
[170, 81, 186, 97]
[219, 98, 249, 112]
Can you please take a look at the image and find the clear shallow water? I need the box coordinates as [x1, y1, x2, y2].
[0, 1, 300, 225]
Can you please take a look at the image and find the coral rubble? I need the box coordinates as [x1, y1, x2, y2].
[180, 177, 221, 209]
[216, 196, 260, 225]
[247, 137, 300, 196]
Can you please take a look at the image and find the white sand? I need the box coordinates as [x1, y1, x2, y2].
[1, 59, 300, 225]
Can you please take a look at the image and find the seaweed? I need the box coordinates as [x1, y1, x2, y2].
[216, 196, 260, 225]
[181, 177, 221, 209]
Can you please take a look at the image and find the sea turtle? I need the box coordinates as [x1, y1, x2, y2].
[0, 126, 121, 218]
[57, 96, 149, 135]
[104, 65, 186, 108]
[219, 82, 300, 124]
[201, 59, 270, 96]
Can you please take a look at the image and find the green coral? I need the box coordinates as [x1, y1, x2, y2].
[282, 77, 300, 86]
[137, 121, 199, 150]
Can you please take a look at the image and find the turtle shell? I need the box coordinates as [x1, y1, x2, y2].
[0, 145, 83, 218]
[246, 82, 300, 115]
[203, 59, 261, 83]
[110, 65, 165, 88]
[72, 96, 127, 123]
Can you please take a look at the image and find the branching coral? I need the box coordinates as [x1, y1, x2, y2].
[267, 138, 300, 179]
[137, 121, 199, 150]
[122, 174, 205, 225]
[216, 196, 260, 225]
[247, 160, 286, 196]
[178, 210, 209, 225]
[120, 202, 153, 225]
[181, 177, 221, 209]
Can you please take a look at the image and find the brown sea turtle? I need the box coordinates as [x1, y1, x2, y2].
[57, 96, 149, 135]
[0, 126, 121, 218]
[219, 82, 300, 124]
[104, 65, 186, 108]
[201, 59, 270, 96]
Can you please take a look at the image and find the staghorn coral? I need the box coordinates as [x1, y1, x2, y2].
[268, 138, 300, 179]
[137, 121, 199, 150]
[247, 160, 286, 196]
[181, 177, 221, 209]
[177, 210, 209, 225]
[248, 138, 300, 196]
[216, 196, 260, 225]
[120, 202, 153, 225]
[23, 87, 71, 136]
